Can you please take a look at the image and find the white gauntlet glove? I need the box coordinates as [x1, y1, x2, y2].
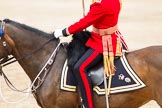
[54, 28, 69, 38]
[54, 29, 64, 38]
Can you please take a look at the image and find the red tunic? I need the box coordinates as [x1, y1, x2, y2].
[67, 0, 128, 55]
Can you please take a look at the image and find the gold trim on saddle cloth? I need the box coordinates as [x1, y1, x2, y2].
[60, 60, 76, 91]
[92, 25, 120, 76]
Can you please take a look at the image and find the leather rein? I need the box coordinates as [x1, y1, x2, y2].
[0, 20, 61, 93]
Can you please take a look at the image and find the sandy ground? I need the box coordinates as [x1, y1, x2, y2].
[0, 0, 162, 107]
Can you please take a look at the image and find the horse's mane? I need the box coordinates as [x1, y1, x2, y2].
[4, 19, 52, 37]
[67, 31, 91, 67]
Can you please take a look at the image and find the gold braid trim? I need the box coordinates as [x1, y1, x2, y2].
[119, 0, 122, 10]
[92, 25, 118, 77]
[102, 36, 115, 77]
[92, 0, 95, 3]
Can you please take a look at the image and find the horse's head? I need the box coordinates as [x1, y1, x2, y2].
[0, 19, 57, 68]
[0, 20, 13, 64]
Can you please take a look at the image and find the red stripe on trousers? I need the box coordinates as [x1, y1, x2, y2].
[79, 50, 99, 108]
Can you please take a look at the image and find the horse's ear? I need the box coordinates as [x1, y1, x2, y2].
[3, 19, 11, 23]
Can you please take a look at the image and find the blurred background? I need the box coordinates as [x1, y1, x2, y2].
[0, 0, 162, 107]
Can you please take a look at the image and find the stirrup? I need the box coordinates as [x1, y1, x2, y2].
[82, 104, 85, 108]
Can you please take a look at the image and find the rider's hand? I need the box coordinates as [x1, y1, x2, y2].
[53, 29, 64, 38]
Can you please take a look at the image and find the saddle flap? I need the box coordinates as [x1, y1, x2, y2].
[88, 63, 104, 86]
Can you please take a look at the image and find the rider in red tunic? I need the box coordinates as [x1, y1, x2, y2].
[54, 0, 128, 107]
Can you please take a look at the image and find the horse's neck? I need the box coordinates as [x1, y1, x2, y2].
[7, 23, 59, 81]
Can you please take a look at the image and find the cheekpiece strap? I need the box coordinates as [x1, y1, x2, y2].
[0, 28, 3, 37]
[0, 20, 5, 37]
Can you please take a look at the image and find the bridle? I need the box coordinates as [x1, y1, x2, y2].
[0, 20, 56, 67]
[0, 20, 13, 65]
[0, 19, 62, 94]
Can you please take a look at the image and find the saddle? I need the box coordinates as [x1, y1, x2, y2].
[61, 31, 146, 95]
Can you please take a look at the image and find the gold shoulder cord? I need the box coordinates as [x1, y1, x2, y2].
[119, 0, 122, 10]
[92, 0, 122, 7]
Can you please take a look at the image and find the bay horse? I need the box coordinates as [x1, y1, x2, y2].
[0, 19, 162, 108]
